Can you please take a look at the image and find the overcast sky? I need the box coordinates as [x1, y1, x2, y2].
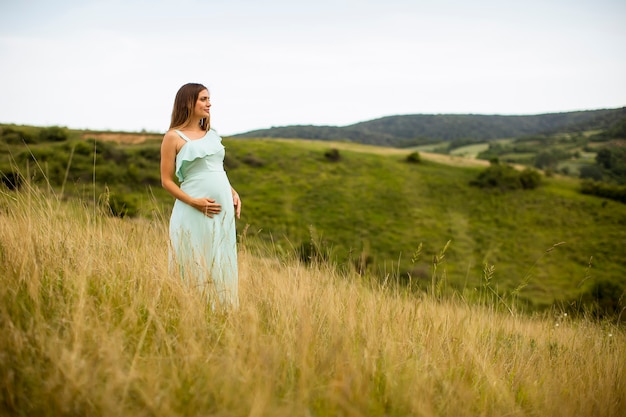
[1, 0, 624, 136]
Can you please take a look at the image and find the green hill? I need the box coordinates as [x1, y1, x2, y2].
[224, 139, 626, 309]
[235, 107, 626, 147]
[1, 125, 625, 312]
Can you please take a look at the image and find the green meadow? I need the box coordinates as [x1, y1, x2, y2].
[1, 126, 625, 312]
[224, 138, 625, 309]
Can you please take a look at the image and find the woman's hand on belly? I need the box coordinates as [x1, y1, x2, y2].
[190, 197, 222, 217]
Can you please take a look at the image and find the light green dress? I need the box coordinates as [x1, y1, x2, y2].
[169, 128, 238, 308]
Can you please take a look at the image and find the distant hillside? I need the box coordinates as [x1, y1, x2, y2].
[234, 107, 626, 147]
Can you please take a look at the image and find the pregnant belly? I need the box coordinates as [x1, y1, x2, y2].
[181, 172, 232, 203]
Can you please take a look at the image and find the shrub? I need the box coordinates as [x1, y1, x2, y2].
[406, 151, 421, 163]
[134, 146, 161, 162]
[17, 147, 53, 163]
[324, 148, 341, 162]
[95, 165, 122, 184]
[95, 140, 128, 164]
[578, 279, 625, 320]
[39, 126, 69, 142]
[0, 126, 37, 144]
[534, 149, 571, 170]
[0, 171, 22, 190]
[579, 165, 604, 181]
[470, 161, 541, 191]
[297, 240, 330, 265]
[519, 168, 542, 189]
[223, 154, 240, 170]
[470, 162, 518, 190]
[104, 192, 139, 218]
[241, 153, 265, 167]
[580, 180, 626, 204]
[1, 131, 26, 145]
[140, 172, 161, 186]
[71, 140, 95, 156]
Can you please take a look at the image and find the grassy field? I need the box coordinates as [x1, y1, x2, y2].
[449, 143, 489, 158]
[222, 138, 626, 309]
[2, 131, 625, 312]
[1, 184, 624, 416]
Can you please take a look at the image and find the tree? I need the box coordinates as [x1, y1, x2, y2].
[39, 126, 69, 142]
[579, 165, 603, 181]
[596, 148, 613, 169]
[470, 161, 541, 191]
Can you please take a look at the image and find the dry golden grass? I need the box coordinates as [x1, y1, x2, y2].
[0, 186, 624, 416]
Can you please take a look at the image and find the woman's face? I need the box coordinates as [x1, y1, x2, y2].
[194, 89, 211, 119]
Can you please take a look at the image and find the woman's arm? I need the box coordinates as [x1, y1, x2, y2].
[231, 186, 241, 219]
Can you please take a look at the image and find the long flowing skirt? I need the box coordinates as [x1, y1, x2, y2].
[169, 171, 238, 308]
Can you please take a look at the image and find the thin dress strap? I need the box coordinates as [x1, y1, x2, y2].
[174, 129, 191, 142]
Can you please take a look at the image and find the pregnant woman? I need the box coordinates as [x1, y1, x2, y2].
[160, 83, 241, 309]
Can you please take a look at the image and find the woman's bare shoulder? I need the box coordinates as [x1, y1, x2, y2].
[163, 129, 182, 142]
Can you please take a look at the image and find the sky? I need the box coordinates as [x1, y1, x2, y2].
[1, 0, 625, 136]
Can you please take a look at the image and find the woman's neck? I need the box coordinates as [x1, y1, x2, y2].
[181, 119, 204, 132]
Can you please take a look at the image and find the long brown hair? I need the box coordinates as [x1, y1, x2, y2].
[169, 83, 210, 131]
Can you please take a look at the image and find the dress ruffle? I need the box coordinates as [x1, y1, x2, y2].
[175, 129, 225, 182]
